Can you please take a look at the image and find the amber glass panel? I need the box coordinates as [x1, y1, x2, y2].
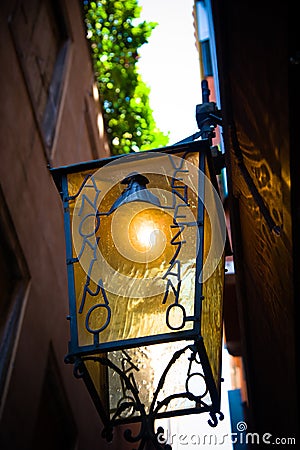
[67, 152, 201, 348]
[201, 160, 225, 390]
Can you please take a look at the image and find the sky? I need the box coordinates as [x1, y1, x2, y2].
[136, 0, 203, 145]
[135, 1, 234, 448]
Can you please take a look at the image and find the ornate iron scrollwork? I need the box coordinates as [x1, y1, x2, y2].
[71, 338, 223, 450]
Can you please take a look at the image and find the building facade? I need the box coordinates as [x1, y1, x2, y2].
[0, 0, 111, 449]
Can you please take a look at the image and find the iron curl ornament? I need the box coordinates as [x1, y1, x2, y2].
[51, 138, 227, 449]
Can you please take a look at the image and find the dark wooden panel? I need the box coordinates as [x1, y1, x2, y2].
[212, 0, 298, 437]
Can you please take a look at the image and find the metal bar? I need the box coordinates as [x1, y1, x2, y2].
[50, 140, 210, 182]
[173, 131, 202, 145]
[61, 174, 79, 353]
[111, 404, 212, 425]
[202, 79, 210, 103]
[66, 329, 198, 359]
[194, 339, 220, 411]
[194, 149, 206, 336]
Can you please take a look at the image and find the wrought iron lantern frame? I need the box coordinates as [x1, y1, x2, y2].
[54, 142, 213, 353]
[51, 81, 227, 448]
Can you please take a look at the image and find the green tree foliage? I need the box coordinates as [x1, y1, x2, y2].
[83, 0, 169, 154]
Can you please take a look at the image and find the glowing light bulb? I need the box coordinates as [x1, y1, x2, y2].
[135, 223, 155, 250]
[130, 216, 159, 252]
[111, 205, 173, 264]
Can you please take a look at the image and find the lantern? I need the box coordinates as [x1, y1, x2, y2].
[51, 138, 226, 449]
